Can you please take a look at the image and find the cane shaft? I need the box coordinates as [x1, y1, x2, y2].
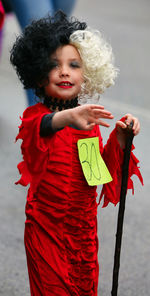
[111, 126, 134, 296]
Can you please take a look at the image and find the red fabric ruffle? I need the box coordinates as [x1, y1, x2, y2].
[15, 103, 52, 198]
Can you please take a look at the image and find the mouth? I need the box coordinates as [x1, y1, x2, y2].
[56, 81, 73, 89]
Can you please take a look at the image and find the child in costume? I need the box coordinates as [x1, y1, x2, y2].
[10, 11, 143, 296]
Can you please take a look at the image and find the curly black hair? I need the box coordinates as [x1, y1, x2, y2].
[10, 10, 87, 98]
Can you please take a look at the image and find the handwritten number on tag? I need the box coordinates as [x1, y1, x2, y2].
[80, 142, 101, 181]
[77, 137, 112, 186]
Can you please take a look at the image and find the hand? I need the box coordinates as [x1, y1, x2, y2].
[116, 113, 140, 149]
[70, 104, 114, 130]
[52, 104, 114, 131]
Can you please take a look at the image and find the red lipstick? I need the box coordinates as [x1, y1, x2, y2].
[56, 81, 73, 89]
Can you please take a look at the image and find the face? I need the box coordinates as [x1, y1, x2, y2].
[44, 45, 84, 100]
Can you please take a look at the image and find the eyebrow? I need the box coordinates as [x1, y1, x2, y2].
[51, 58, 81, 61]
[69, 58, 80, 61]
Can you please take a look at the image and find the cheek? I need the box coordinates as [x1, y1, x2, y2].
[44, 79, 53, 94]
[45, 72, 56, 91]
[48, 68, 58, 81]
[75, 71, 84, 85]
[79, 76, 84, 88]
[48, 73, 53, 84]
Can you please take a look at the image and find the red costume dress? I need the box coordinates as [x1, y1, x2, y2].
[16, 103, 143, 296]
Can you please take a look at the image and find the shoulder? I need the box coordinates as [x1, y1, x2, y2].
[22, 103, 50, 119]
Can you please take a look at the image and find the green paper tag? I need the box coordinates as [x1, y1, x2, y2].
[77, 137, 112, 186]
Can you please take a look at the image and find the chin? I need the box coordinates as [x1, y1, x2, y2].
[58, 93, 77, 100]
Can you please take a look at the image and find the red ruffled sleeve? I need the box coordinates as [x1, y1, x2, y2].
[98, 119, 143, 207]
[15, 103, 52, 198]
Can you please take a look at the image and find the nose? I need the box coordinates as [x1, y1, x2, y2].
[59, 64, 69, 77]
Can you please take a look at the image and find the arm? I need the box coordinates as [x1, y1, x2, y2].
[99, 114, 143, 207]
[40, 104, 114, 136]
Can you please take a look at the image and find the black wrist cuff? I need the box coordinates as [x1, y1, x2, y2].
[40, 113, 63, 137]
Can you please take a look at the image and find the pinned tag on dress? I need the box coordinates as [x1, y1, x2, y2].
[77, 137, 112, 186]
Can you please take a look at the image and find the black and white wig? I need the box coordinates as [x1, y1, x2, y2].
[10, 10, 118, 103]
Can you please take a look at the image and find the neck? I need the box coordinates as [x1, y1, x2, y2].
[44, 96, 78, 111]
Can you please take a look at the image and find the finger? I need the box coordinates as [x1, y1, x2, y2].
[124, 113, 132, 125]
[116, 121, 127, 129]
[88, 113, 113, 125]
[125, 115, 140, 135]
[132, 118, 139, 129]
[90, 104, 105, 110]
[93, 109, 114, 118]
[85, 122, 95, 130]
[133, 120, 140, 135]
[117, 118, 140, 136]
[98, 113, 114, 119]
[96, 119, 111, 127]
[124, 114, 137, 128]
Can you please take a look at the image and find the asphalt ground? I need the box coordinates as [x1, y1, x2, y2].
[0, 0, 150, 295]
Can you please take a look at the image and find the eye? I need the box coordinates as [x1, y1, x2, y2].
[49, 60, 59, 69]
[70, 61, 81, 68]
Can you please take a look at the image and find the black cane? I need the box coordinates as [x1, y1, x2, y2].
[111, 121, 134, 296]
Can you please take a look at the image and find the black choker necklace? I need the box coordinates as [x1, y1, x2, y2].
[44, 96, 78, 111]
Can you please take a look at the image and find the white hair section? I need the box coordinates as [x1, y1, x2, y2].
[69, 28, 118, 103]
